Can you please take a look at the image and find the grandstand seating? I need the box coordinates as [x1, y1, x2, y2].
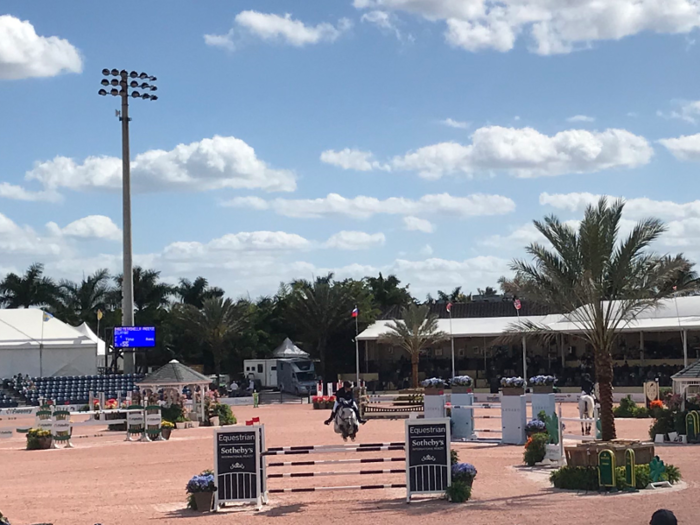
[3, 374, 145, 406]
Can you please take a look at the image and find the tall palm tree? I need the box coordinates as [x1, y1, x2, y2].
[378, 304, 448, 388]
[0, 263, 60, 308]
[176, 277, 224, 309]
[58, 269, 113, 329]
[286, 273, 356, 378]
[365, 273, 413, 311]
[510, 197, 693, 441]
[174, 297, 246, 384]
[436, 286, 470, 303]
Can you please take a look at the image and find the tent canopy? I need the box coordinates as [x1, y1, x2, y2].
[0, 309, 98, 378]
[272, 337, 309, 358]
[136, 359, 211, 388]
[74, 322, 106, 356]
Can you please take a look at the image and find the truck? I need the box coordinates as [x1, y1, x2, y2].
[243, 358, 317, 396]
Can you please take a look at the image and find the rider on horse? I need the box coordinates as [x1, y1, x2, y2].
[581, 372, 595, 399]
[324, 381, 367, 425]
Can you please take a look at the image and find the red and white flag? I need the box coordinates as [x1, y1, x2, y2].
[446, 302, 452, 313]
[351, 306, 359, 318]
[673, 285, 678, 291]
[513, 298, 522, 311]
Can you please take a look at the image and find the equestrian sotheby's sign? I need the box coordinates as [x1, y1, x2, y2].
[214, 426, 263, 508]
[405, 418, 451, 502]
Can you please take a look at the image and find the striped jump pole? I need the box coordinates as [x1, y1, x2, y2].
[266, 442, 404, 452]
[473, 415, 501, 419]
[263, 445, 404, 456]
[268, 457, 405, 467]
[268, 483, 407, 494]
[268, 468, 405, 478]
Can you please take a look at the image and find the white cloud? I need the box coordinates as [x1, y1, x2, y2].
[539, 192, 700, 221]
[0, 182, 60, 202]
[325, 231, 386, 250]
[659, 133, 700, 161]
[225, 192, 516, 219]
[480, 223, 543, 248]
[361, 10, 406, 40]
[13, 135, 295, 198]
[419, 244, 434, 256]
[658, 100, 700, 124]
[55, 215, 121, 241]
[320, 148, 389, 171]
[567, 115, 595, 123]
[205, 11, 351, 50]
[441, 118, 470, 129]
[0, 15, 82, 80]
[353, 0, 700, 55]
[403, 216, 435, 233]
[391, 126, 652, 179]
[391, 255, 511, 291]
[0, 212, 62, 256]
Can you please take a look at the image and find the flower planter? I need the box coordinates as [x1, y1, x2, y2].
[161, 428, 172, 440]
[209, 416, 220, 427]
[532, 386, 553, 394]
[424, 388, 444, 396]
[192, 491, 214, 512]
[27, 436, 53, 450]
[502, 387, 525, 396]
[451, 386, 472, 394]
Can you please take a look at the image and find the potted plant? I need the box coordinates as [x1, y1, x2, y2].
[450, 376, 473, 394]
[186, 471, 217, 512]
[500, 377, 525, 396]
[451, 462, 477, 488]
[161, 421, 174, 440]
[529, 375, 556, 394]
[421, 378, 447, 395]
[26, 428, 52, 450]
[312, 396, 321, 409]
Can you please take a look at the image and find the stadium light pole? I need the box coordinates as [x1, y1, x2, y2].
[98, 69, 158, 374]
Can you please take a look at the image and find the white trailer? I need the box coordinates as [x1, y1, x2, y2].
[243, 359, 278, 388]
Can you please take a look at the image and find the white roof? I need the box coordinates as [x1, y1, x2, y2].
[272, 337, 309, 357]
[358, 296, 700, 341]
[358, 314, 562, 340]
[0, 309, 96, 348]
[74, 322, 106, 356]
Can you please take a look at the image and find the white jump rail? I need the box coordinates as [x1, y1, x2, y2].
[557, 404, 599, 442]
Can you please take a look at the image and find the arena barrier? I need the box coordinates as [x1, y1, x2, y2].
[557, 403, 600, 443]
[213, 419, 452, 509]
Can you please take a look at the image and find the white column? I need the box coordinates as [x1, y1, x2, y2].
[501, 394, 526, 445]
[451, 392, 474, 440]
[683, 330, 688, 368]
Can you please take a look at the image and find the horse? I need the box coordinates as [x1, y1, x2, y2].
[578, 393, 595, 435]
[333, 398, 359, 441]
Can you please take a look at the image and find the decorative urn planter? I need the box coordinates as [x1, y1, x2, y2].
[193, 491, 214, 512]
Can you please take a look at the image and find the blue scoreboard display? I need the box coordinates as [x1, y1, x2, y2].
[114, 326, 156, 348]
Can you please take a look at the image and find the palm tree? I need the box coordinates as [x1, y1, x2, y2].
[0, 263, 60, 308]
[509, 197, 693, 441]
[176, 277, 224, 309]
[286, 273, 356, 378]
[436, 286, 470, 303]
[174, 297, 246, 384]
[113, 267, 173, 313]
[58, 269, 113, 329]
[378, 304, 448, 388]
[365, 273, 413, 311]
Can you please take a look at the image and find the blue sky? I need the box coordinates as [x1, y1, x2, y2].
[2, 1, 700, 298]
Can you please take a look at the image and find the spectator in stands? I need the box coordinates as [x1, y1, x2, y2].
[650, 509, 677, 525]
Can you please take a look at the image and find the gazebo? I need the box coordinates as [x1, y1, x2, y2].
[672, 359, 700, 396]
[136, 360, 211, 422]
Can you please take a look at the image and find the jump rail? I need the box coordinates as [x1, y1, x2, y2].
[268, 469, 406, 478]
[268, 483, 407, 494]
[268, 457, 405, 467]
[263, 445, 405, 456]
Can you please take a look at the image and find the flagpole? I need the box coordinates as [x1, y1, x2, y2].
[354, 307, 360, 386]
[672, 289, 687, 367]
[515, 300, 527, 385]
[40, 310, 45, 377]
[449, 308, 455, 379]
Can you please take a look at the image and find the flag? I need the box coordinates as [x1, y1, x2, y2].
[513, 299, 521, 311]
[42, 311, 53, 322]
[673, 285, 678, 291]
[446, 302, 452, 313]
[352, 307, 359, 318]
[97, 309, 103, 321]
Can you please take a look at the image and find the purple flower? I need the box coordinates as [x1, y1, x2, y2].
[186, 474, 216, 493]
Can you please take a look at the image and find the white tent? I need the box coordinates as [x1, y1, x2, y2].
[0, 309, 98, 378]
[271, 337, 309, 358]
[74, 322, 107, 371]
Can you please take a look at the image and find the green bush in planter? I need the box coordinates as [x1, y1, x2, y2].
[613, 396, 638, 418]
[523, 433, 548, 466]
[445, 481, 471, 503]
[550, 463, 681, 491]
[211, 403, 236, 425]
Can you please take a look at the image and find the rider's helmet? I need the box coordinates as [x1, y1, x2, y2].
[343, 381, 352, 390]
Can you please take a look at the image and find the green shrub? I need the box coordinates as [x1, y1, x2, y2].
[632, 406, 649, 418]
[613, 395, 638, 418]
[523, 433, 548, 466]
[550, 466, 599, 490]
[211, 403, 236, 425]
[26, 428, 52, 450]
[162, 404, 187, 423]
[550, 463, 681, 491]
[445, 480, 471, 503]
